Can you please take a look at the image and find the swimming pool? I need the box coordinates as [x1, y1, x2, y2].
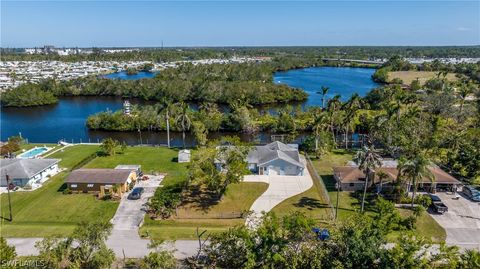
[17, 147, 50, 159]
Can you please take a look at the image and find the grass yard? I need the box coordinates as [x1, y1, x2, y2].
[140, 218, 244, 240]
[143, 182, 268, 240]
[47, 145, 100, 169]
[0, 172, 118, 237]
[394, 208, 447, 243]
[84, 146, 188, 186]
[177, 182, 268, 219]
[311, 149, 358, 221]
[272, 167, 333, 221]
[388, 71, 458, 85]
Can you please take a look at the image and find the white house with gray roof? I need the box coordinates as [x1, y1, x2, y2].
[0, 158, 59, 188]
[247, 141, 304, 176]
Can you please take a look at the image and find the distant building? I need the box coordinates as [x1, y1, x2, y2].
[0, 158, 59, 187]
[123, 100, 132, 115]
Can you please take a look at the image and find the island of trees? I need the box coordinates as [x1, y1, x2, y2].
[1, 62, 308, 107]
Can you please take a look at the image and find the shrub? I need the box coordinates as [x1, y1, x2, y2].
[402, 215, 417, 230]
[63, 188, 73, 195]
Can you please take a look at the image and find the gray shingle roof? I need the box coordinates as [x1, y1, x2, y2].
[248, 141, 304, 168]
[1, 158, 59, 180]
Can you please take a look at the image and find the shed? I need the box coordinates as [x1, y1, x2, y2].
[178, 149, 191, 163]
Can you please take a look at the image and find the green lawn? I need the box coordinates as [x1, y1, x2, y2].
[272, 169, 333, 221]
[395, 208, 447, 243]
[140, 218, 244, 240]
[84, 146, 188, 186]
[142, 182, 268, 240]
[177, 182, 268, 218]
[47, 145, 100, 169]
[311, 149, 357, 220]
[0, 172, 118, 237]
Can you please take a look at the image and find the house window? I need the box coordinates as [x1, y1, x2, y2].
[71, 184, 77, 188]
[87, 184, 94, 188]
[349, 183, 355, 187]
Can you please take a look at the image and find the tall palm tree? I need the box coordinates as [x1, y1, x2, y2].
[343, 93, 362, 149]
[327, 94, 342, 144]
[354, 145, 382, 212]
[175, 102, 192, 149]
[375, 170, 389, 194]
[157, 98, 172, 148]
[320, 86, 329, 110]
[399, 154, 435, 208]
[312, 112, 329, 151]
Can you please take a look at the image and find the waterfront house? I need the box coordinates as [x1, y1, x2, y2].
[65, 168, 137, 196]
[215, 141, 304, 176]
[0, 158, 59, 188]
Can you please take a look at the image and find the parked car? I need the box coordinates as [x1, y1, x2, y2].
[428, 194, 448, 214]
[462, 185, 480, 202]
[128, 187, 144, 200]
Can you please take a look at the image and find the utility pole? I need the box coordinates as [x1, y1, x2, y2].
[6, 174, 13, 221]
[335, 182, 340, 220]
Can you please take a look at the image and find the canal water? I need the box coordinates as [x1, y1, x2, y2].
[1, 67, 379, 146]
[102, 71, 158, 80]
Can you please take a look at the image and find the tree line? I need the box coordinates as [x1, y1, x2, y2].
[1, 62, 308, 107]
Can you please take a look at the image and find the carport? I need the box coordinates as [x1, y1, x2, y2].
[414, 167, 462, 193]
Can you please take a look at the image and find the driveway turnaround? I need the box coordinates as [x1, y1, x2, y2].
[429, 192, 480, 250]
[244, 156, 313, 228]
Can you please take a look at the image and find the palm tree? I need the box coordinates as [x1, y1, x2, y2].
[354, 145, 382, 212]
[312, 112, 329, 151]
[175, 102, 192, 149]
[327, 95, 342, 144]
[320, 86, 329, 109]
[157, 98, 173, 148]
[399, 154, 435, 208]
[343, 93, 362, 149]
[375, 170, 389, 194]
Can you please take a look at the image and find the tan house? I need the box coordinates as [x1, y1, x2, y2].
[333, 163, 461, 192]
[65, 168, 137, 196]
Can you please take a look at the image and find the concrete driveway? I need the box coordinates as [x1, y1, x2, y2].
[244, 156, 313, 228]
[428, 192, 480, 250]
[107, 175, 163, 257]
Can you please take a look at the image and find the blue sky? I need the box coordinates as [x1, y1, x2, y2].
[1, 1, 479, 47]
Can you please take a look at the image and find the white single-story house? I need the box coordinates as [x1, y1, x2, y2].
[0, 158, 60, 187]
[178, 149, 191, 163]
[215, 141, 304, 176]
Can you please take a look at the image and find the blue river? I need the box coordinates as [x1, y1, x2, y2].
[274, 66, 379, 106]
[102, 71, 158, 80]
[1, 67, 379, 145]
